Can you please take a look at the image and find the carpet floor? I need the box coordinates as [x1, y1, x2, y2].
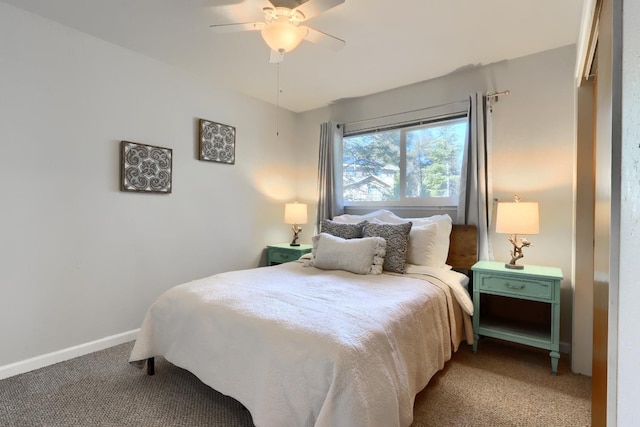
[0, 338, 591, 426]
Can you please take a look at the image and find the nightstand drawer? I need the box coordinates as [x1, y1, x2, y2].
[270, 250, 299, 264]
[266, 244, 312, 266]
[478, 275, 552, 300]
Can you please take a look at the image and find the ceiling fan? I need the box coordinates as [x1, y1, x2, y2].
[209, 0, 346, 63]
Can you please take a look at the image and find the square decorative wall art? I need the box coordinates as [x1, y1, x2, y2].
[120, 141, 172, 193]
[199, 119, 235, 164]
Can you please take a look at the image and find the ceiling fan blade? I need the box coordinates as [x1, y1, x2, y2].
[209, 22, 266, 33]
[258, 0, 277, 9]
[269, 49, 284, 63]
[302, 26, 345, 51]
[210, 0, 272, 23]
[294, 0, 344, 20]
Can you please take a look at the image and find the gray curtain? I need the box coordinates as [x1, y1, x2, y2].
[316, 122, 344, 233]
[458, 92, 493, 260]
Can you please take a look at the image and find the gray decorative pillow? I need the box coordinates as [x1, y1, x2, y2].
[320, 219, 366, 239]
[363, 221, 412, 273]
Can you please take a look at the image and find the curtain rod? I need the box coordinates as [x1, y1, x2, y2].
[343, 98, 468, 127]
[486, 90, 510, 100]
[343, 90, 510, 128]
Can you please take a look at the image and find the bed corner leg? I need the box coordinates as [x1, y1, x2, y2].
[146, 357, 155, 376]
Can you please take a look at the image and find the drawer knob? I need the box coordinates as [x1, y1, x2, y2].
[505, 282, 525, 290]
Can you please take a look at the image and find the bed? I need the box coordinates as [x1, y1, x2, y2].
[129, 211, 477, 427]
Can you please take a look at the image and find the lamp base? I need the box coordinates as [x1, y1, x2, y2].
[290, 225, 302, 247]
[504, 263, 524, 270]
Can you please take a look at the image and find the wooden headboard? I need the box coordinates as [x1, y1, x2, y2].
[446, 225, 478, 270]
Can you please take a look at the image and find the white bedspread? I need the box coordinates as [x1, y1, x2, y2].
[129, 262, 469, 427]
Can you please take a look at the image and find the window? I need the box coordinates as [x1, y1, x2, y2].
[342, 115, 467, 207]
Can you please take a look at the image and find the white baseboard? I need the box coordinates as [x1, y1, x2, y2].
[560, 340, 571, 354]
[0, 329, 139, 380]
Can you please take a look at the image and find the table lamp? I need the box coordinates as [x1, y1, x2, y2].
[495, 196, 539, 269]
[284, 202, 307, 246]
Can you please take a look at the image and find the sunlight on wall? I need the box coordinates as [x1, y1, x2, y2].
[297, 164, 317, 201]
[491, 144, 572, 192]
[253, 165, 298, 201]
[490, 140, 574, 273]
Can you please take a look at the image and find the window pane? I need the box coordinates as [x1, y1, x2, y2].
[342, 115, 467, 207]
[405, 119, 466, 199]
[343, 130, 400, 202]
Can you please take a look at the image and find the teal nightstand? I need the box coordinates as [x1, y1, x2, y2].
[267, 243, 312, 266]
[471, 260, 563, 374]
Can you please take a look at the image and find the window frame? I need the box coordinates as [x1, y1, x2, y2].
[341, 113, 468, 208]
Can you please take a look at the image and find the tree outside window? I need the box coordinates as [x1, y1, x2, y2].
[343, 117, 467, 206]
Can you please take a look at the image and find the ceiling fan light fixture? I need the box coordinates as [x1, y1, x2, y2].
[261, 18, 304, 53]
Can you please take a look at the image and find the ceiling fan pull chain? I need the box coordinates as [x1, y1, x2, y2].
[276, 62, 280, 137]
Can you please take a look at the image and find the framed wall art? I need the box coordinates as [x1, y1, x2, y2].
[199, 119, 235, 164]
[120, 141, 172, 193]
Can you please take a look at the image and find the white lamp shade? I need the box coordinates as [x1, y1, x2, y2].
[496, 202, 539, 235]
[261, 18, 304, 53]
[284, 203, 308, 225]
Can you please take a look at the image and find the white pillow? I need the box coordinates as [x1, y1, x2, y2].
[375, 213, 453, 269]
[406, 223, 439, 267]
[311, 233, 386, 275]
[331, 210, 395, 224]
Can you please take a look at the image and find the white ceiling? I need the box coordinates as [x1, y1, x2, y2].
[3, 0, 585, 113]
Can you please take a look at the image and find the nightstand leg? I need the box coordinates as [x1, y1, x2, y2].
[473, 335, 479, 353]
[549, 351, 560, 375]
